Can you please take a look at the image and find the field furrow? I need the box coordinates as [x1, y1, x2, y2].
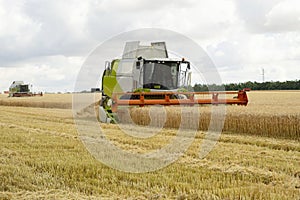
[0, 91, 299, 199]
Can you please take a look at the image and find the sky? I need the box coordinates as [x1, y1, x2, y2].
[0, 0, 300, 92]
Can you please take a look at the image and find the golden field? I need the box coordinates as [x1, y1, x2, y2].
[0, 91, 299, 199]
[0, 94, 73, 109]
[1, 91, 300, 140]
[120, 91, 300, 140]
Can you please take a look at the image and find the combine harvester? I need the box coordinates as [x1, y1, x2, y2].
[9, 81, 43, 97]
[99, 41, 249, 123]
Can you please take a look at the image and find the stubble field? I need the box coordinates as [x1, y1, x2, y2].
[0, 91, 299, 199]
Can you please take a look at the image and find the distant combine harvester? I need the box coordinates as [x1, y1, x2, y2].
[9, 81, 43, 97]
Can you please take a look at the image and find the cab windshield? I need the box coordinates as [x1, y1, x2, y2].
[143, 61, 179, 90]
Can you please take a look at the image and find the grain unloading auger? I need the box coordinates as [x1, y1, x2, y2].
[99, 41, 249, 123]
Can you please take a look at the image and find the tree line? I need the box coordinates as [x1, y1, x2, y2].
[193, 80, 300, 91]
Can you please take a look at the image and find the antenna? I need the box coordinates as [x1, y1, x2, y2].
[261, 68, 265, 82]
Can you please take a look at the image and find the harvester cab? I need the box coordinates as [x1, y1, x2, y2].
[99, 41, 192, 123]
[99, 41, 249, 123]
[101, 42, 191, 95]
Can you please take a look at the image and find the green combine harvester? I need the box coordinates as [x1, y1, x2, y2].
[99, 41, 249, 123]
[9, 81, 42, 97]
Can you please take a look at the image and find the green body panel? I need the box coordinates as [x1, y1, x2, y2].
[103, 59, 123, 98]
[109, 59, 119, 76]
[9, 85, 29, 93]
[9, 87, 19, 93]
[103, 77, 123, 97]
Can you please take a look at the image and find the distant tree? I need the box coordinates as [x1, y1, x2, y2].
[193, 80, 300, 91]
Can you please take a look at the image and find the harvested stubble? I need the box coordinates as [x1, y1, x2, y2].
[1, 105, 299, 199]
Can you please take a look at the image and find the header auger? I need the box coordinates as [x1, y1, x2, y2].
[99, 41, 249, 123]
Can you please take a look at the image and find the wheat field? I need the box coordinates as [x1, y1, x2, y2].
[0, 94, 73, 109]
[119, 91, 300, 140]
[0, 91, 299, 199]
[1, 91, 299, 140]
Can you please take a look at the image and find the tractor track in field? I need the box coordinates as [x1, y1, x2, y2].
[1, 105, 300, 199]
[0, 121, 77, 140]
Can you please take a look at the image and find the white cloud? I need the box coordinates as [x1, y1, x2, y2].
[0, 0, 299, 92]
[234, 0, 282, 33]
[264, 0, 300, 32]
[0, 55, 82, 92]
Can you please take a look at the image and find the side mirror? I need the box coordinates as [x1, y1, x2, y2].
[105, 61, 111, 71]
[136, 59, 143, 70]
[136, 61, 140, 69]
[180, 63, 188, 71]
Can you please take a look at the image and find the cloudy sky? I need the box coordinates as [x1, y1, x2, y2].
[0, 0, 299, 92]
